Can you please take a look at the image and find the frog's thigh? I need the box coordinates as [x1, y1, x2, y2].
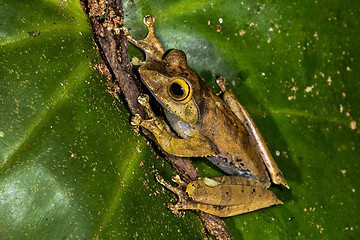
[189, 176, 269, 206]
[222, 90, 288, 188]
[178, 197, 281, 217]
[137, 116, 215, 157]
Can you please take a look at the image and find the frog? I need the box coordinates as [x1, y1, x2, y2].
[124, 15, 289, 217]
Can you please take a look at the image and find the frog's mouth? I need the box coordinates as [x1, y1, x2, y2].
[138, 65, 200, 124]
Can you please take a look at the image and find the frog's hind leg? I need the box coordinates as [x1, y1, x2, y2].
[216, 77, 289, 189]
[156, 173, 283, 217]
[155, 173, 232, 216]
[155, 173, 197, 214]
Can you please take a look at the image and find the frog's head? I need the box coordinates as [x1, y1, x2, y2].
[139, 49, 204, 124]
[125, 15, 208, 124]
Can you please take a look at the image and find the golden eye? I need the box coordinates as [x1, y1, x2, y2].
[168, 79, 192, 102]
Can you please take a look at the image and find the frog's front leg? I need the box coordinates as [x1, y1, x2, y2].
[216, 77, 289, 189]
[122, 15, 164, 61]
[156, 173, 283, 217]
[131, 94, 215, 157]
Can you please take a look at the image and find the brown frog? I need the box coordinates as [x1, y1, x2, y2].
[124, 15, 289, 217]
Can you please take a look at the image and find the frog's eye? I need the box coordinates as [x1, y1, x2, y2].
[168, 79, 192, 102]
[163, 49, 187, 66]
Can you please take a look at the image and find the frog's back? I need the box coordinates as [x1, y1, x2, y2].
[195, 89, 271, 187]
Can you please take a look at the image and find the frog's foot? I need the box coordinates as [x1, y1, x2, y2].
[215, 76, 227, 93]
[130, 56, 145, 66]
[155, 173, 193, 213]
[130, 95, 158, 127]
[137, 94, 149, 106]
[130, 114, 143, 126]
[171, 175, 188, 189]
[155, 173, 188, 200]
[123, 15, 164, 61]
[121, 26, 130, 37]
[137, 94, 156, 118]
[122, 26, 140, 51]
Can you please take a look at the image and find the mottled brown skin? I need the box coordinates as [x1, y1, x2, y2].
[126, 15, 288, 217]
[139, 52, 271, 187]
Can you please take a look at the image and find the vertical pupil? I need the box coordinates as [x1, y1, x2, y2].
[171, 82, 184, 96]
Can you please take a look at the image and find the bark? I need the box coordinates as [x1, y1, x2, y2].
[82, 1, 232, 239]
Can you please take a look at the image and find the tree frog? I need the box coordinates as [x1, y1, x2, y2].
[124, 15, 289, 217]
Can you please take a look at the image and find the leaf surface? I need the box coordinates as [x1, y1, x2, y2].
[1, 0, 359, 239]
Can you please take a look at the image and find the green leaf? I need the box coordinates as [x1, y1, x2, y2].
[1, 0, 359, 239]
[0, 0, 204, 239]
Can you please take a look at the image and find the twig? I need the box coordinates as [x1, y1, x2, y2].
[82, 0, 232, 239]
